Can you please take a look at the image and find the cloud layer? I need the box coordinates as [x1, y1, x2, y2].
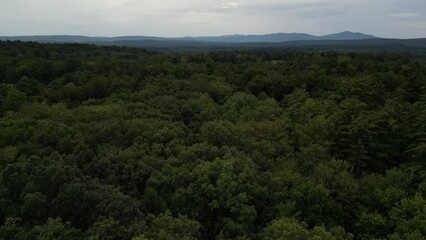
[0, 0, 425, 38]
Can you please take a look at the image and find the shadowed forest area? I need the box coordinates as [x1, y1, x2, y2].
[0, 41, 425, 239]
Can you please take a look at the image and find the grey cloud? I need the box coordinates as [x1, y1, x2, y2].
[299, 11, 347, 19]
[391, 13, 418, 18]
[235, 0, 336, 12]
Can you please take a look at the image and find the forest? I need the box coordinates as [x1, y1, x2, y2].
[0, 41, 425, 240]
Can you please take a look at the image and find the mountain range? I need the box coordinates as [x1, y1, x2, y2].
[2, 31, 426, 52]
[0, 31, 377, 43]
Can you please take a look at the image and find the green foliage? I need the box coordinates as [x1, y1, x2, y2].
[0, 41, 425, 239]
[261, 218, 353, 240]
[144, 156, 264, 239]
[388, 195, 426, 239]
[1, 86, 27, 112]
[0, 146, 18, 166]
[15, 218, 82, 240]
[140, 211, 201, 240]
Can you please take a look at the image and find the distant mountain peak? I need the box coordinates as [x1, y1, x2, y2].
[321, 31, 378, 40]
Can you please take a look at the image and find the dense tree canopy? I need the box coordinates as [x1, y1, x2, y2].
[0, 41, 425, 239]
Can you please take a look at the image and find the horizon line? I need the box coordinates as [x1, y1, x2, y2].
[0, 31, 381, 38]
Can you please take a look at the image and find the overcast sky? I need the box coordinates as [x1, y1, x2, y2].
[0, 0, 425, 38]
